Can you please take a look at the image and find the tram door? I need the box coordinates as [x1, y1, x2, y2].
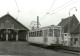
[43, 29, 48, 44]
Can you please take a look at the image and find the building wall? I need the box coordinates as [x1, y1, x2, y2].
[63, 33, 71, 46]
[0, 14, 29, 41]
[71, 34, 80, 47]
[79, 34, 80, 47]
[0, 15, 28, 30]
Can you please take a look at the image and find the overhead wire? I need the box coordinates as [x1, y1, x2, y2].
[40, 0, 56, 20]
[15, 0, 20, 20]
[41, 0, 76, 20]
[15, 0, 20, 12]
[50, 0, 74, 13]
[51, 0, 78, 14]
[47, 0, 56, 14]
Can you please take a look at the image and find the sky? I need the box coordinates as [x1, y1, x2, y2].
[0, 0, 80, 29]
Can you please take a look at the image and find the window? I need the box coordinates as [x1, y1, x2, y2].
[39, 30, 43, 37]
[34, 31, 36, 37]
[32, 32, 33, 37]
[54, 29, 60, 37]
[31, 32, 33, 37]
[32, 32, 34, 37]
[29, 31, 43, 37]
[37, 31, 39, 37]
[74, 38, 78, 44]
[65, 34, 67, 36]
[38, 31, 40, 37]
[49, 28, 53, 36]
[37, 31, 38, 37]
[29, 33, 31, 37]
[30, 32, 31, 37]
[33, 32, 34, 37]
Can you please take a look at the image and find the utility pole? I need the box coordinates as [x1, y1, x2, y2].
[30, 16, 40, 29]
[37, 16, 39, 28]
[68, 7, 77, 33]
[68, 7, 77, 46]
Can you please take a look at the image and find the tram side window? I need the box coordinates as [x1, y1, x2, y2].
[35, 31, 42, 37]
[33, 32, 34, 37]
[38, 31, 40, 37]
[29, 31, 43, 37]
[31, 32, 32, 37]
[54, 29, 60, 37]
[34, 31, 36, 37]
[39, 31, 43, 37]
[29, 32, 31, 37]
[38, 31, 41, 37]
[34, 32, 36, 37]
[41, 31, 43, 36]
[34, 32, 35, 37]
[49, 28, 53, 36]
[32, 32, 34, 37]
[37, 31, 38, 37]
[31, 32, 33, 37]
[29, 32, 35, 37]
[36, 31, 39, 37]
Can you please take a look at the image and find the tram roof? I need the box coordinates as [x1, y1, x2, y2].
[29, 25, 61, 32]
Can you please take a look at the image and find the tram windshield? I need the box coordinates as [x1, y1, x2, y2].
[54, 29, 60, 37]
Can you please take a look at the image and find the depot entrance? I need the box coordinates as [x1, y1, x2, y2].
[0, 29, 16, 41]
[0, 29, 27, 41]
[0, 14, 29, 41]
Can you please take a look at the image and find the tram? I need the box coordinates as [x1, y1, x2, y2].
[27, 25, 62, 46]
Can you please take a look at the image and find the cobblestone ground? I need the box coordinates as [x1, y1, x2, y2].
[0, 41, 79, 56]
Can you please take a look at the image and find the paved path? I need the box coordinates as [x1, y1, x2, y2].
[0, 41, 79, 56]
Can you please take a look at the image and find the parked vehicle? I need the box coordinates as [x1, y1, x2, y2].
[27, 25, 62, 46]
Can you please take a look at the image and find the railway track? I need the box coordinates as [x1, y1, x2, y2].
[28, 43, 80, 55]
[0, 41, 78, 56]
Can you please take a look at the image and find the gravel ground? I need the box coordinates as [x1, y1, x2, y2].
[0, 41, 79, 56]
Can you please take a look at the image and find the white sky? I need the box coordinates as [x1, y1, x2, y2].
[0, 0, 80, 29]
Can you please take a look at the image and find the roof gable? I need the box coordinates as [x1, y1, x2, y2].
[58, 14, 79, 33]
[58, 14, 76, 27]
[0, 14, 29, 31]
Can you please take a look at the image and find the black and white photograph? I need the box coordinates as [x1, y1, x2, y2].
[0, 0, 79, 56]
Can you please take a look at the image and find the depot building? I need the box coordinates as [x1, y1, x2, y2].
[0, 14, 29, 41]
